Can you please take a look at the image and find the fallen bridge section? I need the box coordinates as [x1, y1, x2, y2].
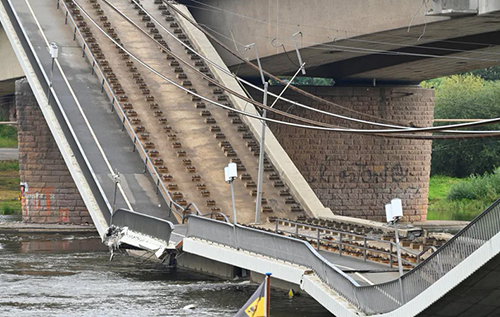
[1, 0, 176, 254]
[180, 198, 500, 316]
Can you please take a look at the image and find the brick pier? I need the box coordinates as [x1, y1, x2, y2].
[254, 85, 433, 222]
[16, 79, 90, 224]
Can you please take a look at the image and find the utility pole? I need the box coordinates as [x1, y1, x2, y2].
[247, 37, 306, 224]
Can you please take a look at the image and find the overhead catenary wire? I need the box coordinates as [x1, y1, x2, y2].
[113, 0, 500, 137]
[164, 0, 416, 127]
[163, 0, 500, 134]
[75, 0, 495, 139]
[76, 0, 500, 140]
[122, 0, 500, 137]
[126, 0, 409, 130]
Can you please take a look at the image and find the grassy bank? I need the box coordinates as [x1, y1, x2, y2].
[0, 125, 17, 148]
[0, 161, 21, 215]
[427, 171, 500, 221]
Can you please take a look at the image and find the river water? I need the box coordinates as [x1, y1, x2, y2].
[0, 230, 332, 316]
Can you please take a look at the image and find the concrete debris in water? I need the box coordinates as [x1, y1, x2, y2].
[182, 304, 196, 310]
[103, 225, 127, 261]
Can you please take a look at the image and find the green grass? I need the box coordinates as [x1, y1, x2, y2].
[427, 172, 500, 221]
[428, 175, 463, 202]
[0, 161, 19, 172]
[0, 125, 17, 148]
[0, 160, 21, 215]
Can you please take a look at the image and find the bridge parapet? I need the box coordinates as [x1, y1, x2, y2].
[112, 208, 174, 244]
[186, 197, 500, 315]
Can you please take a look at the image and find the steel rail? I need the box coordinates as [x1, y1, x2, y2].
[108, 0, 500, 139]
[59, 0, 204, 222]
[274, 219, 422, 268]
[4, 0, 113, 228]
[71, 1, 500, 139]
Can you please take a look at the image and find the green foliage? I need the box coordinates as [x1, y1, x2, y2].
[428, 175, 462, 202]
[427, 171, 500, 221]
[0, 161, 19, 172]
[428, 74, 500, 177]
[0, 160, 21, 215]
[0, 201, 22, 215]
[467, 66, 500, 81]
[447, 168, 500, 201]
[0, 125, 18, 148]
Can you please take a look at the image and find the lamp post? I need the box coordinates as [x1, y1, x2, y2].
[48, 42, 59, 102]
[224, 162, 238, 224]
[110, 170, 120, 225]
[385, 198, 405, 305]
[245, 41, 306, 224]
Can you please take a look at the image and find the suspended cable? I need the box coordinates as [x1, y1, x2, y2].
[164, 1, 416, 127]
[75, 1, 500, 140]
[124, 0, 500, 135]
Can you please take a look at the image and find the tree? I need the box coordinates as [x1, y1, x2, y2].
[425, 74, 500, 177]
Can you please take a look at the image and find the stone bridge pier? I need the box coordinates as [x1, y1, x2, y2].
[251, 85, 434, 222]
[16, 79, 90, 224]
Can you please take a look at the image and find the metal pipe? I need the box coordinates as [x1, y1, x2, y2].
[254, 82, 268, 224]
[394, 221, 406, 304]
[230, 180, 237, 225]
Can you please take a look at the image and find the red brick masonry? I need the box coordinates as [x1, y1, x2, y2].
[16, 79, 90, 224]
[260, 86, 433, 222]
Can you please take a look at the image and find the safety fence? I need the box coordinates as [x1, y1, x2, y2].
[187, 198, 500, 314]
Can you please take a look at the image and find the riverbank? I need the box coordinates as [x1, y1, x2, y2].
[0, 215, 96, 234]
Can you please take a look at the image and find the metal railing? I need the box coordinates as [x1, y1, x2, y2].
[275, 219, 425, 268]
[59, 0, 204, 222]
[186, 215, 362, 305]
[187, 198, 500, 314]
[56, 1, 500, 313]
[3, 0, 113, 233]
[113, 208, 174, 243]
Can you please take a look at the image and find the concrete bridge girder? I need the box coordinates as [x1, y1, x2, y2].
[185, 0, 500, 83]
[0, 23, 23, 85]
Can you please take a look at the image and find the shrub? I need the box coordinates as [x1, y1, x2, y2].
[447, 168, 500, 201]
[426, 74, 500, 177]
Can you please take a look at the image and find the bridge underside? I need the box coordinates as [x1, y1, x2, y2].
[185, 0, 500, 84]
[420, 248, 500, 316]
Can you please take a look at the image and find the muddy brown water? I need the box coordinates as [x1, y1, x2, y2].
[0, 225, 331, 316]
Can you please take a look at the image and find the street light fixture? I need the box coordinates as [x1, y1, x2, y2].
[47, 42, 59, 101]
[385, 198, 405, 304]
[225, 162, 238, 224]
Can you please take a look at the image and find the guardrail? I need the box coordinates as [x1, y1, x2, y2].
[275, 219, 424, 268]
[355, 197, 500, 313]
[186, 215, 362, 308]
[59, 0, 203, 222]
[187, 198, 500, 314]
[113, 208, 174, 243]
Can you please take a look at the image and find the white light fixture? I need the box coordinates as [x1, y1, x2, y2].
[386, 198, 405, 304]
[225, 162, 238, 224]
[49, 42, 59, 59]
[224, 162, 237, 183]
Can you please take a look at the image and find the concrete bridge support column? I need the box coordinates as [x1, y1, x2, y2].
[255, 85, 433, 222]
[16, 79, 90, 224]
